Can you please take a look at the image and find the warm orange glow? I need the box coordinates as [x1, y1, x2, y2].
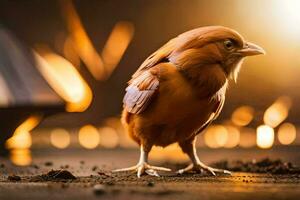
[101, 21, 134, 78]
[104, 117, 136, 148]
[277, 123, 296, 145]
[150, 144, 188, 162]
[99, 127, 119, 148]
[6, 116, 41, 149]
[50, 128, 71, 149]
[10, 149, 32, 166]
[231, 106, 254, 126]
[204, 125, 228, 148]
[239, 128, 256, 148]
[60, 0, 106, 80]
[63, 36, 81, 68]
[78, 125, 100, 149]
[34, 52, 92, 112]
[256, 125, 274, 149]
[224, 125, 240, 148]
[272, 0, 300, 38]
[263, 96, 292, 128]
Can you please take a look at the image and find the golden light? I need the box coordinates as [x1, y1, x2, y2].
[104, 117, 136, 148]
[150, 143, 188, 162]
[63, 36, 81, 68]
[60, 0, 106, 80]
[204, 125, 228, 148]
[263, 96, 292, 128]
[231, 106, 254, 126]
[224, 125, 240, 148]
[34, 52, 92, 112]
[10, 149, 32, 166]
[50, 128, 71, 149]
[6, 116, 41, 149]
[101, 21, 134, 78]
[239, 128, 256, 148]
[78, 125, 100, 149]
[99, 127, 119, 148]
[272, 0, 300, 38]
[256, 125, 274, 149]
[277, 123, 296, 145]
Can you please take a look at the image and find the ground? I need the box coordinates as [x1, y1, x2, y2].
[0, 148, 300, 200]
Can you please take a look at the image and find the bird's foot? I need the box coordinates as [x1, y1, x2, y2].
[177, 163, 231, 176]
[112, 162, 171, 178]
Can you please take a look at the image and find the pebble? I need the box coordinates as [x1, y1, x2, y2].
[93, 184, 106, 195]
[8, 175, 21, 181]
[44, 161, 53, 166]
[147, 181, 155, 187]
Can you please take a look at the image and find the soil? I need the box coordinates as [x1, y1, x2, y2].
[211, 158, 300, 174]
[30, 170, 77, 182]
[1, 149, 300, 200]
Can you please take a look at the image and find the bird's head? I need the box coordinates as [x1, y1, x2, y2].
[170, 26, 265, 82]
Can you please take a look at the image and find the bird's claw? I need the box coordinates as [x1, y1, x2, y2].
[112, 163, 171, 178]
[177, 163, 231, 176]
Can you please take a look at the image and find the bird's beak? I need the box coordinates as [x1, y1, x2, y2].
[238, 42, 266, 56]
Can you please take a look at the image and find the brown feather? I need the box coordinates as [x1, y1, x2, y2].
[122, 26, 247, 148]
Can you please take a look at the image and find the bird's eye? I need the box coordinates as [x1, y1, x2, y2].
[224, 39, 235, 50]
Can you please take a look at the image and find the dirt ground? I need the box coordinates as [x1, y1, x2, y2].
[1, 148, 300, 200]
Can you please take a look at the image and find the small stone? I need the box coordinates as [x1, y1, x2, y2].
[8, 175, 21, 181]
[105, 181, 115, 186]
[92, 166, 98, 171]
[61, 165, 69, 169]
[45, 161, 53, 166]
[147, 181, 155, 187]
[32, 164, 39, 169]
[93, 184, 106, 195]
[47, 170, 76, 180]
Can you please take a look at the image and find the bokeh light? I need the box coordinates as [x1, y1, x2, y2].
[204, 125, 228, 148]
[150, 144, 188, 162]
[35, 52, 93, 112]
[63, 36, 81, 67]
[60, 0, 106, 80]
[239, 128, 256, 148]
[78, 125, 100, 149]
[10, 149, 32, 166]
[263, 96, 292, 128]
[224, 125, 240, 148]
[256, 125, 274, 149]
[50, 128, 71, 149]
[99, 127, 119, 148]
[277, 123, 296, 145]
[231, 106, 254, 126]
[6, 116, 41, 149]
[101, 21, 134, 78]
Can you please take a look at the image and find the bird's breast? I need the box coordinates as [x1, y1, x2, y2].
[140, 66, 223, 145]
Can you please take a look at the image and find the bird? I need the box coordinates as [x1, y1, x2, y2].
[113, 26, 265, 177]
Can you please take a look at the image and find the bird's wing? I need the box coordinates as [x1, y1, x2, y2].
[124, 38, 178, 114]
[123, 69, 159, 114]
[130, 38, 177, 81]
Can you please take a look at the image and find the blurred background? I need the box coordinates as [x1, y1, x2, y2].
[0, 0, 300, 166]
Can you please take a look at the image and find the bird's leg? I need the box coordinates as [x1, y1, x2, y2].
[112, 145, 171, 178]
[177, 139, 231, 176]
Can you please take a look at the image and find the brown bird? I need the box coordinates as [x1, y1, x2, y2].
[113, 26, 265, 177]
